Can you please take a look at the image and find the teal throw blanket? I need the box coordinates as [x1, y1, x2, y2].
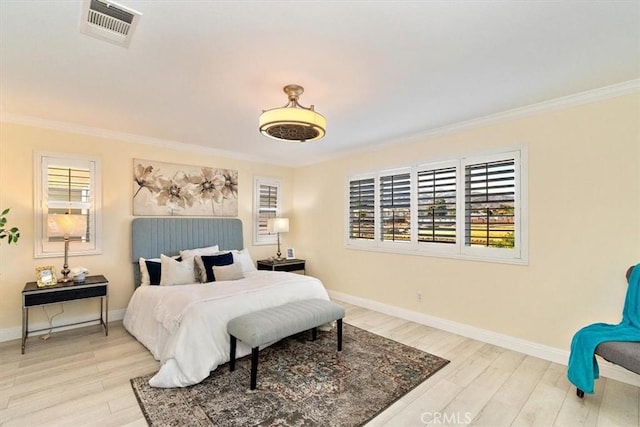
[567, 263, 640, 394]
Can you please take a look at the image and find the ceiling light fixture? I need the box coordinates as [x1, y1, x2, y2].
[259, 84, 326, 142]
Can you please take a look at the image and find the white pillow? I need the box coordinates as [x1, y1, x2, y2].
[232, 249, 257, 273]
[179, 245, 220, 261]
[213, 263, 245, 281]
[159, 254, 196, 286]
[138, 257, 160, 286]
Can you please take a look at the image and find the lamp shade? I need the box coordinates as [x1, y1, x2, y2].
[267, 217, 289, 234]
[47, 214, 87, 238]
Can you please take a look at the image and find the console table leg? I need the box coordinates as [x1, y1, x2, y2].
[104, 296, 109, 336]
[22, 307, 28, 354]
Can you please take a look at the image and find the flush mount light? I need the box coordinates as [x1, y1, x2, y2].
[259, 84, 326, 142]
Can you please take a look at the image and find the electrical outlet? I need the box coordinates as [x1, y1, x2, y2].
[416, 292, 422, 302]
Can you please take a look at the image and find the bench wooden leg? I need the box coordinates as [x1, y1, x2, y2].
[337, 318, 343, 351]
[250, 347, 259, 390]
[229, 335, 237, 372]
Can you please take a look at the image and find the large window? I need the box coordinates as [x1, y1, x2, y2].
[253, 176, 281, 245]
[346, 149, 527, 264]
[35, 153, 102, 257]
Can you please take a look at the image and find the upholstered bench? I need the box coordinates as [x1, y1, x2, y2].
[227, 298, 345, 390]
[577, 342, 640, 398]
[576, 265, 640, 398]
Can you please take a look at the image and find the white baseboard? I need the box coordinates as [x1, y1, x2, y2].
[329, 290, 640, 388]
[0, 309, 126, 343]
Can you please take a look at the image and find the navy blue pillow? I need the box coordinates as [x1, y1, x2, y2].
[145, 257, 181, 286]
[144, 260, 162, 286]
[200, 252, 234, 282]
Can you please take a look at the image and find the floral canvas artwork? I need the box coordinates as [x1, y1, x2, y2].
[133, 159, 238, 216]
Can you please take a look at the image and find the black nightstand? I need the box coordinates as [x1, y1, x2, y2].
[257, 259, 306, 274]
[21, 274, 109, 354]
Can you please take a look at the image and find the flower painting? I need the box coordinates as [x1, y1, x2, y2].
[133, 159, 238, 216]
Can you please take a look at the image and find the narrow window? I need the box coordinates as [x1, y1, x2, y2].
[464, 159, 516, 249]
[417, 166, 457, 244]
[253, 177, 281, 245]
[379, 171, 411, 242]
[348, 177, 375, 240]
[35, 153, 102, 257]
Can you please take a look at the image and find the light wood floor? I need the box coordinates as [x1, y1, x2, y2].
[1, 303, 638, 426]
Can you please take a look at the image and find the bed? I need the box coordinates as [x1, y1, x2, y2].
[123, 218, 331, 388]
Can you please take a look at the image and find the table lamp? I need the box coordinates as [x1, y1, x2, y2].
[267, 217, 289, 261]
[48, 214, 87, 282]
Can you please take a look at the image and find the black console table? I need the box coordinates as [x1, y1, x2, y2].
[21, 275, 109, 354]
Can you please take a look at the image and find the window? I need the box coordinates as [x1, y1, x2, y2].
[464, 158, 515, 248]
[253, 176, 281, 245]
[35, 153, 102, 257]
[346, 149, 527, 264]
[380, 170, 411, 242]
[417, 164, 457, 245]
[348, 176, 375, 240]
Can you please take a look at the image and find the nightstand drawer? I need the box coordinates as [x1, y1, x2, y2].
[24, 284, 107, 307]
[257, 259, 306, 274]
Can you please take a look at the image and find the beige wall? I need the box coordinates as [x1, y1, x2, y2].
[1, 93, 638, 350]
[0, 123, 293, 332]
[292, 93, 640, 350]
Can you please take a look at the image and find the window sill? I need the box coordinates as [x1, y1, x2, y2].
[344, 243, 528, 266]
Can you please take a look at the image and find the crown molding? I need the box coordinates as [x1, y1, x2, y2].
[297, 78, 640, 166]
[2, 79, 638, 168]
[0, 112, 291, 167]
[417, 78, 640, 140]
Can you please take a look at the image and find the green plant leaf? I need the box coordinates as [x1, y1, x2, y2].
[1, 208, 9, 216]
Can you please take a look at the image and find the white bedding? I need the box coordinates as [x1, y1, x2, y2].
[123, 270, 330, 388]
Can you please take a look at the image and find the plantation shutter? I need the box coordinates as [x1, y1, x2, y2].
[379, 172, 411, 242]
[417, 166, 456, 244]
[464, 159, 515, 248]
[257, 183, 279, 238]
[46, 166, 91, 243]
[348, 177, 375, 240]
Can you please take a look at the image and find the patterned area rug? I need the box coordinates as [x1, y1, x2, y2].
[131, 324, 449, 426]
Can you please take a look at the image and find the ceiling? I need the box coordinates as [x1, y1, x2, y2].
[1, 1, 638, 167]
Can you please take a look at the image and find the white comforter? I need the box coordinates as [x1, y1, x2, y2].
[123, 270, 330, 387]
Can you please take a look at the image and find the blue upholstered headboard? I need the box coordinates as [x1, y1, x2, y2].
[131, 217, 244, 286]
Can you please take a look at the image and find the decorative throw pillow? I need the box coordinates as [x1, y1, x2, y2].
[139, 256, 182, 285]
[232, 249, 257, 274]
[139, 257, 160, 286]
[195, 252, 234, 283]
[212, 263, 245, 281]
[159, 254, 196, 286]
[179, 245, 220, 261]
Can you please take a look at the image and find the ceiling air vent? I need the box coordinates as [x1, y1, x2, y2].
[80, 0, 142, 48]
